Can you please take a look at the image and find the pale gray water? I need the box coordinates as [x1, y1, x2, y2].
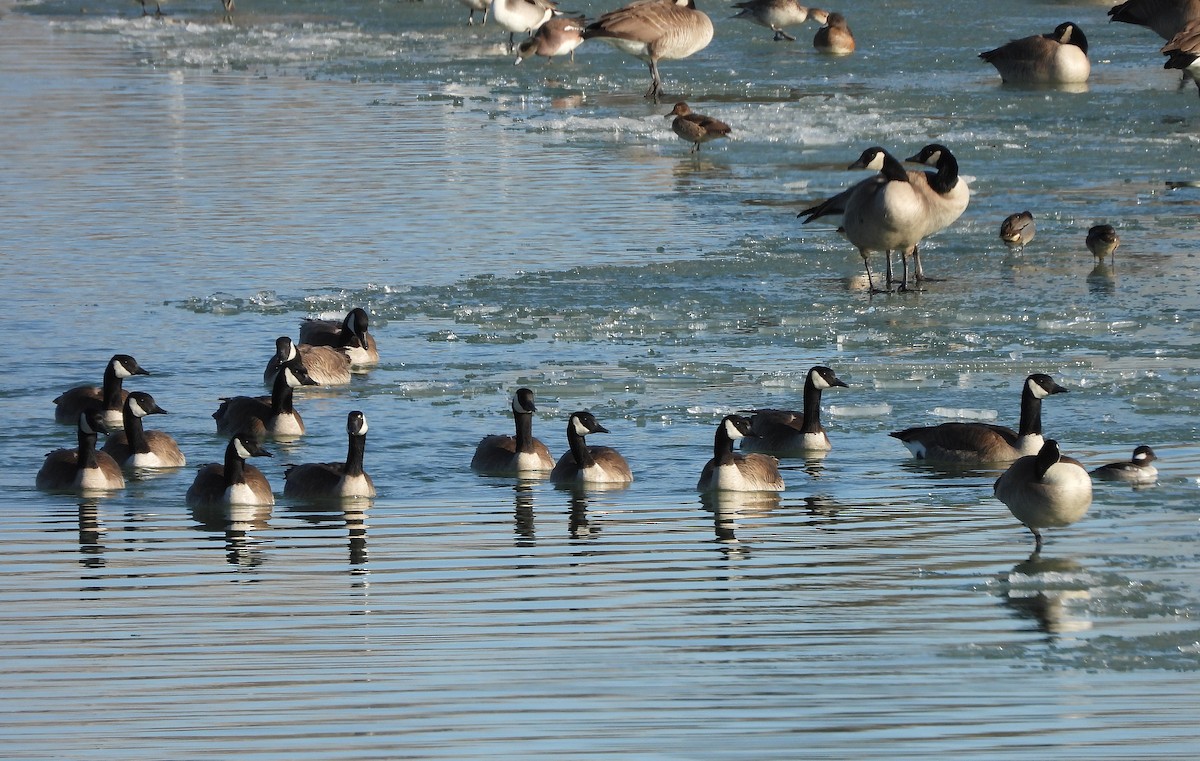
[3, 0, 1200, 757]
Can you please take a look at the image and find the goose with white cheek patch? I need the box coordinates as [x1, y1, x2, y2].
[298, 308, 379, 369]
[264, 335, 352, 387]
[550, 411, 634, 485]
[742, 365, 848, 456]
[101, 391, 186, 469]
[186, 435, 275, 508]
[54, 353, 149, 429]
[994, 439, 1092, 552]
[890, 373, 1068, 465]
[839, 147, 932, 293]
[697, 414, 785, 492]
[214, 360, 318, 442]
[902, 143, 971, 287]
[284, 411, 376, 501]
[1090, 445, 1158, 485]
[583, 0, 714, 102]
[980, 22, 1090, 85]
[37, 408, 126, 493]
[472, 387, 555, 475]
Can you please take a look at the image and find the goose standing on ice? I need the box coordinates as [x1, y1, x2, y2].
[994, 439, 1092, 552]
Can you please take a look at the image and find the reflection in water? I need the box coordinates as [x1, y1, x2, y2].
[701, 491, 782, 560]
[998, 553, 1093, 637]
[513, 481, 538, 545]
[77, 500, 105, 569]
[557, 480, 629, 540]
[1087, 263, 1116, 295]
[190, 503, 272, 568]
[285, 503, 372, 569]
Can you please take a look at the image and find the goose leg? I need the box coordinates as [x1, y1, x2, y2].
[646, 59, 663, 102]
[773, 29, 796, 41]
[861, 253, 887, 294]
[1029, 525, 1044, 554]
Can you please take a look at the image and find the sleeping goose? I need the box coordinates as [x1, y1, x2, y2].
[889, 373, 1068, 465]
[980, 22, 1090, 85]
[264, 335, 351, 387]
[731, 0, 814, 42]
[471, 387, 555, 475]
[214, 360, 318, 442]
[1090, 445, 1158, 484]
[741, 365, 848, 455]
[994, 439, 1092, 552]
[186, 435, 274, 508]
[284, 411, 376, 501]
[37, 408, 126, 493]
[298, 308, 379, 369]
[812, 11, 854, 54]
[54, 354, 149, 429]
[101, 391, 187, 469]
[697, 414, 785, 492]
[583, 0, 714, 102]
[549, 411, 634, 485]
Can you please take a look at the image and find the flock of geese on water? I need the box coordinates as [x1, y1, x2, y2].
[37, 311, 1158, 552]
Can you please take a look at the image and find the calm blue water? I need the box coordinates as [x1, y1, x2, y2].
[3, 0, 1200, 757]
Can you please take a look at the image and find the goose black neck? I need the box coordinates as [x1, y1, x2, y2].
[880, 153, 910, 183]
[566, 422, 596, 469]
[223, 441, 248, 487]
[713, 425, 737, 465]
[801, 377, 825, 434]
[77, 427, 100, 471]
[101, 363, 125, 410]
[122, 407, 150, 453]
[344, 433, 367, 477]
[928, 152, 959, 195]
[513, 411, 537, 454]
[1017, 385, 1044, 437]
[271, 371, 296, 414]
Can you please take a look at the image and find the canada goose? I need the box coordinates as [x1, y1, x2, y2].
[54, 353, 149, 429]
[1109, 0, 1200, 41]
[583, 0, 714, 102]
[839, 146, 931, 293]
[1086, 224, 1121, 264]
[491, 0, 559, 50]
[980, 22, 1090, 85]
[731, 0, 814, 42]
[741, 365, 848, 455]
[264, 335, 351, 387]
[664, 102, 731, 152]
[515, 15, 586, 63]
[36, 409, 126, 493]
[298, 308, 379, 368]
[471, 387, 555, 474]
[549, 411, 634, 485]
[1090, 445, 1158, 484]
[890, 373, 1068, 465]
[1162, 20, 1200, 93]
[1000, 211, 1036, 251]
[284, 411, 376, 501]
[994, 439, 1092, 552]
[698, 414, 785, 492]
[813, 12, 854, 54]
[214, 361, 318, 442]
[101, 391, 187, 469]
[902, 143, 971, 286]
[186, 435, 275, 508]
[459, 0, 489, 25]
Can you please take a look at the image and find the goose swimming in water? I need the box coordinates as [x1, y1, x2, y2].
[186, 435, 275, 508]
[298, 308, 379, 369]
[53, 353, 150, 430]
[549, 411, 634, 485]
[214, 360, 318, 442]
[264, 335, 352, 387]
[697, 414, 785, 492]
[471, 387, 555, 475]
[284, 411, 377, 501]
[741, 365, 848, 455]
[101, 391, 187, 469]
[37, 408, 126, 493]
[890, 373, 1068, 465]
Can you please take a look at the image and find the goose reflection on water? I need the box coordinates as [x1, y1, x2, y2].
[190, 503, 271, 569]
[997, 552, 1093, 637]
[701, 490, 782, 560]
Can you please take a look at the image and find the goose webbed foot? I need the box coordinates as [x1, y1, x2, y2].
[773, 29, 796, 41]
